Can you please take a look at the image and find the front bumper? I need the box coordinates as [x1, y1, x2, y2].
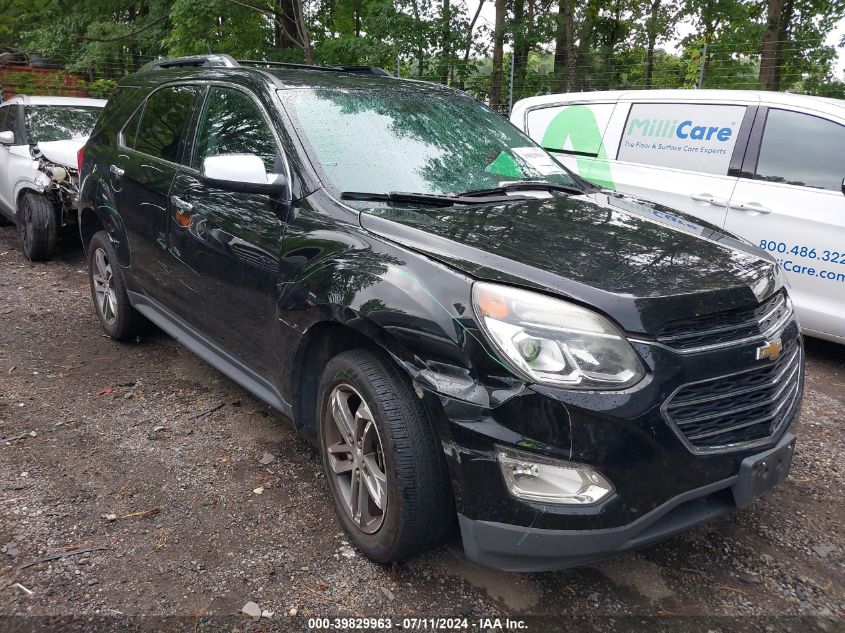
[434, 318, 802, 571]
[459, 432, 796, 572]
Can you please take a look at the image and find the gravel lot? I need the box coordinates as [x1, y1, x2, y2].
[1, 226, 843, 632]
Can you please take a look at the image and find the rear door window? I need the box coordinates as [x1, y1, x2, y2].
[617, 103, 746, 175]
[754, 109, 845, 191]
[121, 105, 145, 150]
[134, 85, 199, 163]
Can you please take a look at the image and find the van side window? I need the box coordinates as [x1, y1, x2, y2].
[527, 103, 614, 157]
[755, 109, 845, 191]
[192, 87, 278, 172]
[134, 85, 199, 163]
[617, 103, 745, 175]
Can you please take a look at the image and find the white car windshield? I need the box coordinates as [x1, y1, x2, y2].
[25, 105, 102, 143]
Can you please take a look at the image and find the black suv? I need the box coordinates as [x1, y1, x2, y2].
[78, 54, 803, 571]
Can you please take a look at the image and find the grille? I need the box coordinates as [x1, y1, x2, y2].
[663, 335, 802, 452]
[657, 290, 792, 352]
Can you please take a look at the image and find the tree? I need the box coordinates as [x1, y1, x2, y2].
[553, 0, 576, 91]
[489, 0, 506, 111]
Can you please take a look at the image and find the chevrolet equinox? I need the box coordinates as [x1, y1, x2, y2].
[77, 54, 803, 571]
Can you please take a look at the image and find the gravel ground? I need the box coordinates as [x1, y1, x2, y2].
[0, 226, 843, 633]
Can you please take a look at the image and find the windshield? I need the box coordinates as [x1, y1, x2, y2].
[25, 105, 102, 144]
[279, 88, 580, 197]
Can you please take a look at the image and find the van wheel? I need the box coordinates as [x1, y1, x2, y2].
[18, 192, 57, 261]
[316, 349, 455, 563]
[88, 231, 147, 341]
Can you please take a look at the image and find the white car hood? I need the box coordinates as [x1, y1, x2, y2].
[36, 138, 87, 169]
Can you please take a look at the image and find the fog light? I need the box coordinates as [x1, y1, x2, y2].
[496, 447, 613, 505]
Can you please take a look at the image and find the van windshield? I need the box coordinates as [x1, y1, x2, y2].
[279, 88, 580, 198]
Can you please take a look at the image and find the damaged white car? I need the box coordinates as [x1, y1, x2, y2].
[0, 95, 106, 260]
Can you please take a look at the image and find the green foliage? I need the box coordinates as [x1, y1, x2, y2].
[82, 78, 118, 98]
[0, 0, 842, 100]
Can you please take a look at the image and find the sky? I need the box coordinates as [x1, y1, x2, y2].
[467, 1, 845, 80]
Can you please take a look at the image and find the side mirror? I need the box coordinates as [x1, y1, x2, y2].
[0, 130, 14, 145]
[841, 177, 845, 196]
[201, 154, 287, 196]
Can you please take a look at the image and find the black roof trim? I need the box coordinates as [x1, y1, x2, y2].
[140, 54, 240, 72]
[238, 60, 392, 76]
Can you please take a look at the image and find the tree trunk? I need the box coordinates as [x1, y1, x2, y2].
[489, 0, 506, 112]
[575, 0, 600, 90]
[355, 0, 361, 37]
[645, 0, 661, 87]
[774, 0, 795, 89]
[440, 0, 451, 84]
[760, 0, 784, 90]
[410, 0, 425, 78]
[458, 0, 485, 89]
[512, 0, 530, 101]
[553, 0, 575, 92]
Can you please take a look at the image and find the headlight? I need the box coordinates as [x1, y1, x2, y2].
[472, 282, 645, 389]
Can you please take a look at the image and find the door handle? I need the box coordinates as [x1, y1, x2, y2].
[110, 164, 124, 178]
[689, 193, 728, 206]
[730, 201, 771, 214]
[170, 195, 193, 213]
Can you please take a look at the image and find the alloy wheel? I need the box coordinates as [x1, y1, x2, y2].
[323, 383, 388, 534]
[92, 247, 118, 325]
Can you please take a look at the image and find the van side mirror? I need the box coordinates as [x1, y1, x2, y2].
[842, 177, 845, 196]
[201, 154, 287, 196]
[0, 130, 14, 145]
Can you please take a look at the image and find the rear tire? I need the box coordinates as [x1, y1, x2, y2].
[317, 349, 455, 564]
[18, 192, 57, 261]
[88, 230, 147, 341]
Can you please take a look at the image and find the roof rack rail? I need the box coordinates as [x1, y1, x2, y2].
[237, 60, 392, 76]
[138, 54, 393, 77]
[140, 54, 240, 72]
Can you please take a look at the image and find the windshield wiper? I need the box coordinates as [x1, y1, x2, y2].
[458, 180, 592, 197]
[341, 191, 530, 207]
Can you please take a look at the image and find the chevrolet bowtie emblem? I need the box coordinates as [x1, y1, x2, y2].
[756, 339, 783, 361]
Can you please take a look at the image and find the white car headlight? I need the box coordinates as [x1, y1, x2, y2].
[473, 282, 645, 390]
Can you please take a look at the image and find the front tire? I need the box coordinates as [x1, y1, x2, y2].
[317, 349, 455, 563]
[88, 231, 147, 341]
[18, 192, 57, 261]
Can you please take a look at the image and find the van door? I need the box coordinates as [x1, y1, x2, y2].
[725, 107, 845, 342]
[519, 100, 618, 189]
[604, 100, 755, 228]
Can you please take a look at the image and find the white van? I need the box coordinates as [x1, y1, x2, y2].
[511, 89, 845, 344]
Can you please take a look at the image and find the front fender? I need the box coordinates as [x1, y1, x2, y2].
[280, 229, 527, 410]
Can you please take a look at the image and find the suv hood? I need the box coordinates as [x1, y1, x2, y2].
[358, 192, 780, 335]
[36, 139, 86, 168]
